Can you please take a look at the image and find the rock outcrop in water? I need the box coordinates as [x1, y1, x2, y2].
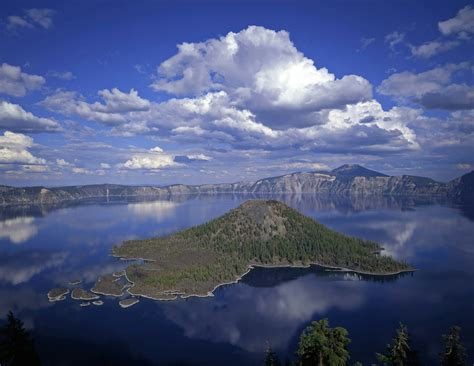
[1, 164, 473, 205]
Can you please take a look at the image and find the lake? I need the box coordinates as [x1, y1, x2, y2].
[0, 194, 473, 365]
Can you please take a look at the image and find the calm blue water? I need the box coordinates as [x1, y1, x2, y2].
[0, 194, 473, 365]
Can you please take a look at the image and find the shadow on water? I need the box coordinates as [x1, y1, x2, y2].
[241, 264, 413, 288]
[36, 335, 156, 366]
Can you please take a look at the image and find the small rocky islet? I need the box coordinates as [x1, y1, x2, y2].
[47, 281, 134, 308]
[47, 288, 69, 302]
[71, 288, 100, 301]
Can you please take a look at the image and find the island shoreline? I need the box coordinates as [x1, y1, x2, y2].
[120, 259, 416, 301]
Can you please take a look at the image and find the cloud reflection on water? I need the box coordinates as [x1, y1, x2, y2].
[0, 286, 52, 319]
[0, 251, 67, 285]
[0, 216, 38, 244]
[163, 274, 366, 352]
[127, 200, 179, 221]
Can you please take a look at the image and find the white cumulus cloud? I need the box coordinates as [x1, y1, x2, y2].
[40, 88, 150, 125]
[0, 100, 60, 132]
[0, 131, 46, 165]
[122, 146, 180, 170]
[438, 5, 474, 39]
[6, 8, 56, 31]
[151, 26, 372, 128]
[0, 63, 45, 97]
[378, 63, 474, 110]
[409, 40, 459, 58]
[186, 153, 211, 161]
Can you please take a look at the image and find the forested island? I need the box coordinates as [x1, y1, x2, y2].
[112, 200, 413, 300]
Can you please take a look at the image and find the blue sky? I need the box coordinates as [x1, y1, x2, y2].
[0, 0, 473, 186]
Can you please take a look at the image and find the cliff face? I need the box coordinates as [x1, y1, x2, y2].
[447, 171, 474, 201]
[1, 165, 472, 205]
[242, 173, 450, 196]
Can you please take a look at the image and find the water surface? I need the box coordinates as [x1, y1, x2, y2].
[0, 194, 473, 365]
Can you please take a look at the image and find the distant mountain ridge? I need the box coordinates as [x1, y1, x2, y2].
[330, 164, 389, 178]
[1, 165, 473, 206]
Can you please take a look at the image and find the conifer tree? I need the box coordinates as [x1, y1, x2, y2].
[0, 311, 41, 366]
[297, 318, 351, 366]
[265, 343, 282, 366]
[440, 326, 467, 366]
[376, 323, 420, 366]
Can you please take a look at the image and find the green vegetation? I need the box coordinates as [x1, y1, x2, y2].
[0, 311, 470, 366]
[441, 326, 467, 366]
[265, 344, 282, 366]
[47, 287, 69, 302]
[71, 288, 100, 301]
[296, 319, 350, 366]
[91, 274, 127, 296]
[0, 312, 41, 366]
[265, 321, 468, 366]
[113, 200, 413, 299]
[376, 323, 420, 366]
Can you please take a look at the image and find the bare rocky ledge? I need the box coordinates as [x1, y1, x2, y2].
[119, 298, 139, 308]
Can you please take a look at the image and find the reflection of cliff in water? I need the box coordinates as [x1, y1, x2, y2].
[0, 194, 197, 221]
[0, 192, 464, 222]
[259, 193, 449, 215]
[457, 200, 474, 221]
[241, 265, 412, 288]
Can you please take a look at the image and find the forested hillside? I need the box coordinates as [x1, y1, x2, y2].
[113, 200, 412, 299]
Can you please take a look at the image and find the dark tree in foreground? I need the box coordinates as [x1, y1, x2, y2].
[376, 323, 420, 366]
[441, 326, 467, 366]
[265, 343, 282, 366]
[0, 311, 41, 366]
[297, 318, 351, 366]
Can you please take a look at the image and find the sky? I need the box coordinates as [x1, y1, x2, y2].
[0, 0, 473, 187]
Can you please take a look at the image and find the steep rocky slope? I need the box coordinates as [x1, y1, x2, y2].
[1, 164, 472, 205]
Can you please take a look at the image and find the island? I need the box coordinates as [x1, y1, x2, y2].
[112, 200, 413, 300]
[47, 288, 69, 302]
[91, 274, 127, 297]
[71, 288, 100, 301]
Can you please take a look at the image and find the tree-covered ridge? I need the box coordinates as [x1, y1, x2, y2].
[113, 200, 412, 299]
